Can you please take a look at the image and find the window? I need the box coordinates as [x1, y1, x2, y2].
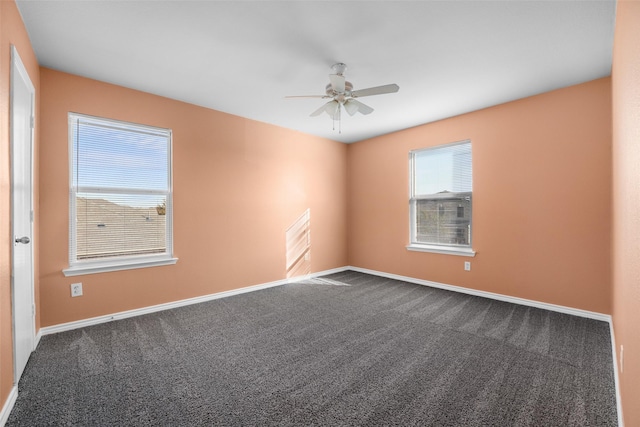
[63, 113, 177, 276]
[408, 140, 475, 257]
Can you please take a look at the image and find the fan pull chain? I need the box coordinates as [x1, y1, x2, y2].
[331, 104, 342, 133]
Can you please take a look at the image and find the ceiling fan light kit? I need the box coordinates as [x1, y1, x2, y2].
[286, 63, 399, 132]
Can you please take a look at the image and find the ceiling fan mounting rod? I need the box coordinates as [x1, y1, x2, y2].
[331, 62, 347, 76]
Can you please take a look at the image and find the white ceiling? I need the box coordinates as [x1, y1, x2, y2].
[16, 1, 616, 143]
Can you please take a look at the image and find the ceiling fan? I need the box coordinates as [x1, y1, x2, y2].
[286, 63, 399, 131]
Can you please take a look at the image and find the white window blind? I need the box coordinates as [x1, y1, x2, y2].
[67, 113, 173, 271]
[409, 140, 473, 251]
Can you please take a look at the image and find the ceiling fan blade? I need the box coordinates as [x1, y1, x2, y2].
[351, 83, 399, 98]
[285, 95, 329, 99]
[310, 102, 330, 117]
[329, 74, 346, 93]
[344, 99, 374, 116]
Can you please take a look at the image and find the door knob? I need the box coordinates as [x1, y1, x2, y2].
[15, 236, 30, 244]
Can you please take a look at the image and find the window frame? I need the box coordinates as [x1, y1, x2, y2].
[63, 113, 177, 277]
[407, 140, 476, 257]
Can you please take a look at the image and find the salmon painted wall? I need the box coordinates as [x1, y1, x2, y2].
[612, 1, 640, 425]
[1, 0, 40, 415]
[38, 68, 347, 327]
[348, 78, 612, 314]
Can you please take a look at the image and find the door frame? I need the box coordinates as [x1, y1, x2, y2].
[10, 44, 36, 382]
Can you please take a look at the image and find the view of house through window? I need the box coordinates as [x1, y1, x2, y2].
[409, 141, 473, 251]
[68, 113, 172, 265]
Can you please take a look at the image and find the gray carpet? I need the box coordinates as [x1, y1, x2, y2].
[7, 271, 618, 426]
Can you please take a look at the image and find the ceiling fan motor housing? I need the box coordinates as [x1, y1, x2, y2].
[326, 81, 353, 98]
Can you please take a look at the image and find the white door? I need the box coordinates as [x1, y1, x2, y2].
[10, 45, 35, 382]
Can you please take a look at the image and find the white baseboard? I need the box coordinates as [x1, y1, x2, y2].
[609, 323, 625, 427]
[39, 266, 350, 336]
[40, 264, 608, 336]
[0, 386, 18, 427]
[347, 266, 611, 322]
[34, 329, 42, 349]
[287, 266, 350, 283]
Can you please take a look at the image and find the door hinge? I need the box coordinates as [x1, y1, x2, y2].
[30, 116, 35, 129]
[30, 210, 34, 222]
[32, 304, 35, 317]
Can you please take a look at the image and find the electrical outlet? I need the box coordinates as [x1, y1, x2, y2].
[71, 283, 83, 297]
[464, 261, 471, 271]
[620, 345, 624, 373]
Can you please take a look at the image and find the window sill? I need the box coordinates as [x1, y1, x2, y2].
[406, 244, 476, 257]
[63, 256, 178, 277]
